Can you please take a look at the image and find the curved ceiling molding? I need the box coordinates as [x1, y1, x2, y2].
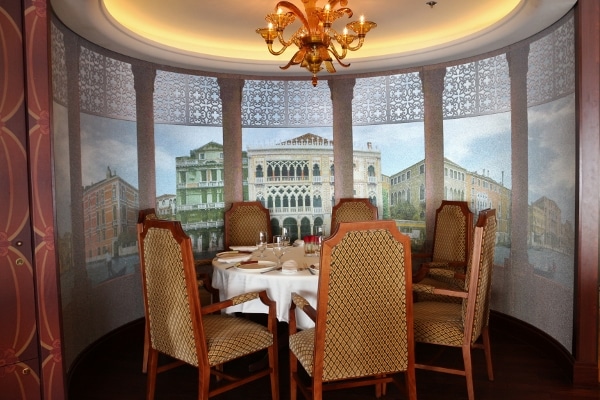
[51, 0, 576, 76]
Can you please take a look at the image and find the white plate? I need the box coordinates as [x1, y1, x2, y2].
[216, 253, 252, 263]
[309, 266, 319, 275]
[235, 261, 277, 273]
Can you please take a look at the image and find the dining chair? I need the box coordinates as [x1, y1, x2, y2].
[224, 201, 272, 249]
[329, 198, 378, 235]
[288, 220, 416, 400]
[412, 208, 497, 400]
[137, 209, 219, 374]
[139, 218, 279, 400]
[412, 201, 473, 301]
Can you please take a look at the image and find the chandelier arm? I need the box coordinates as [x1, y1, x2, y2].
[328, 41, 347, 61]
[328, 47, 351, 67]
[276, 1, 309, 27]
[268, 42, 292, 56]
[336, 7, 353, 19]
[279, 55, 302, 70]
[345, 36, 365, 52]
[326, 0, 349, 9]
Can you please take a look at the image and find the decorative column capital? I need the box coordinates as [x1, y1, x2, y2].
[328, 78, 356, 102]
[132, 64, 157, 93]
[217, 78, 244, 103]
[420, 67, 446, 95]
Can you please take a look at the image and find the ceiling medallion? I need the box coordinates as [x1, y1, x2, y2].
[256, 0, 376, 86]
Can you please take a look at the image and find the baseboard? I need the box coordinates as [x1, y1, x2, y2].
[490, 311, 575, 381]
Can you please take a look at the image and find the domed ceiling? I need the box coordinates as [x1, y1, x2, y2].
[51, 0, 576, 78]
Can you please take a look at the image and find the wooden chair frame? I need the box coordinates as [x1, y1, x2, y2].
[289, 220, 416, 400]
[139, 219, 279, 400]
[224, 201, 272, 249]
[413, 209, 496, 400]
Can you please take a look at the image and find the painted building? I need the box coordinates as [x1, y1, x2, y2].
[390, 158, 511, 245]
[82, 166, 139, 261]
[247, 133, 383, 239]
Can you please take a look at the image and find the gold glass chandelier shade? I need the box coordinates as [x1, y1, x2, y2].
[256, 0, 376, 86]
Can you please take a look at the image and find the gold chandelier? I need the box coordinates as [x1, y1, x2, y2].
[256, 0, 376, 86]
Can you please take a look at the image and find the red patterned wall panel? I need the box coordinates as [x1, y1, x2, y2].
[0, 2, 41, 398]
[25, 0, 66, 398]
[0, 0, 65, 398]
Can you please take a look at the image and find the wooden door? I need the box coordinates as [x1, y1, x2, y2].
[0, 1, 41, 398]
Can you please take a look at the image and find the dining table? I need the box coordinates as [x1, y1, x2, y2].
[211, 243, 319, 330]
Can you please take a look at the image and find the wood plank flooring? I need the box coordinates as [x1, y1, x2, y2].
[68, 318, 599, 399]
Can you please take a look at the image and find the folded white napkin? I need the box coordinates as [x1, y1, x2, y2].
[229, 246, 258, 252]
[217, 253, 252, 263]
[293, 239, 304, 247]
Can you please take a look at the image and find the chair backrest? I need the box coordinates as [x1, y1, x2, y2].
[139, 219, 206, 368]
[330, 198, 378, 235]
[314, 220, 414, 382]
[462, 209, 497, 345]
[224, 201, 272, 249]
[431, 200, 473, 264]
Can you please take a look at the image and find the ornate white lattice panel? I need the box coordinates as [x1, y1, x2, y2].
[51, 23, 67, 106]
[242, 80, 332, 127]
[444, 54, 512, 118]
[79, 47, 135, 120]
[387, 72, 424, 123]
[105, 59, 135, 119]
[154, 72, 222, 125]
[528, 16, 574, 106]
[354, 73, 424, 124]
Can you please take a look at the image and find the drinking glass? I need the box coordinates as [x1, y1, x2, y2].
[256, 230, 267, 258]
[313, 226, 323, 254]
[281, 227, 290, 246]
[272, 235, 287, 267]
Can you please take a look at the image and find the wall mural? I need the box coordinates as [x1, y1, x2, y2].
[51, 12, 576, 369]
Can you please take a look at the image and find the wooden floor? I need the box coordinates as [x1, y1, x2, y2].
[68, 317, 599, 400]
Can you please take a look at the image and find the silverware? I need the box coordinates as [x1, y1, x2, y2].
[226, 263, 239, 269]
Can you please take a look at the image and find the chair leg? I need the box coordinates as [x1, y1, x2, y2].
[482, 326, 494, 381]
[198, 367, 211, 400]
[142, 325, 149, 374]
[405, 367, 417, 400]
[268, 344, 279, 400]
[462, 345, 475, 400]
[289, 352, 298, 400]
[146, 348, 158, 400]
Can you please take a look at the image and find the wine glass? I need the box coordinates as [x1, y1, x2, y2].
[256, 230, 267, 258]
[272, 235, 287, 268]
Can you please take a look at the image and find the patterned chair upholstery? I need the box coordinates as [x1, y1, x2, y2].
[288, 220, 416, 400]
[139, 219, 279, 400]
[413, 201, 473, 302]
[413, 209, 497, 400]
[224, 201, 272, 249]
[330, 198, 378, 236]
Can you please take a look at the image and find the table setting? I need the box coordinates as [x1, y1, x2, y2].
[211, 231, 322, 328]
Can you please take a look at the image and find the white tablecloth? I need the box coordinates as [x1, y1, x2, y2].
[212, 245, 319, 329]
